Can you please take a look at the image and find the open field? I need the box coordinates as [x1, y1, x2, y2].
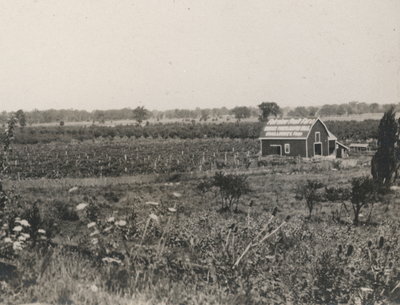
[2, 151, 400, 304]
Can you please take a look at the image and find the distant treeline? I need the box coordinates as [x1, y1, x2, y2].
[12, 120, 378, 144]
[0, 107, 255, 125]
[325, 120, 379, 141]
[0, 101, 398, 125]
[288, 102, 394, 117]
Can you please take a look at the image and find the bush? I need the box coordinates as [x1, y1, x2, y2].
[53, 201, 79, 221]
[295, 180, 325, 218]
[210, 171, 251, 212]
[350, 176, 377, 225]
[324, 186, 351, 202]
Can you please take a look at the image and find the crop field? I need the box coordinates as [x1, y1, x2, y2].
[4, 138, 259, 179]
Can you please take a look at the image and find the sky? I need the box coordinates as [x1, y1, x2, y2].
[0, 0, 399, 112]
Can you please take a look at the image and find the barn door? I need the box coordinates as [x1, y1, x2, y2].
[270, 145, 282, 156]
[314, 143, 322, 156]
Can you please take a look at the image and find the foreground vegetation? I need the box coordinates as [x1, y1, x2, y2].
[2, 155, 400, 305]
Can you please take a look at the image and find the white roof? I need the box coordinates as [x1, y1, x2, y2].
[259, 118, 337, 140]
[259, 118, 315, 138]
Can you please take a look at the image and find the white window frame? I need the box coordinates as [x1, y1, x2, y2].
[284, 143, 290, 154]
[315, 132, 320, 142]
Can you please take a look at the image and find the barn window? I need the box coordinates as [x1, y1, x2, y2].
[315, 132, 320, 142]
[284, 143, 290, 154]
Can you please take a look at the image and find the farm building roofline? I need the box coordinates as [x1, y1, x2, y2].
[327, 130, 337, 140]
[337, 141, 350, 150]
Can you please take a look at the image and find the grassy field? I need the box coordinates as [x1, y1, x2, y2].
[2, 153, 400, 304]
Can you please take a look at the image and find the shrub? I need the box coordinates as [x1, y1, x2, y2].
[350, 176, 377, 226]
[295, 180, 325, 218]
[324, 186, 351, 202]
[196, 179, 211, 202]
[53, 201, 79, 221]
[211, 171, 251, 212]
[85, 198, 100, 222]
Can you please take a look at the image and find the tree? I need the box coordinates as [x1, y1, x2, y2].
[0, 115, 17, 210]
[307, 106, 318, 117]
[1, 115, 17, 153]
[211, 171, 251, 212]
[258, 102, 281, 122]
[371, 107, 399, 187]
[132, 106, 150, 125]
[319, 104, 338, 116]
[93, 110, 105, 124]
[15, 109, 26, 127]
[288, 106, 308, 117]
[350, 177, 376, 226]
[231, 106, 251, 122]
[370, 103, 381, 113]
[336, 104, 347, 116]
[200, 109, 210, 121]
[295, 180, 325, 218]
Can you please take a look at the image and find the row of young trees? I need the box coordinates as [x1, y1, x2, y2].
[296, 178, 377, 226]
[7, 119, 380, 145]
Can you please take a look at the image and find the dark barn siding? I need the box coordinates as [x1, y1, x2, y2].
[307, 120, 330, 157]
[261, 139, 306, 157]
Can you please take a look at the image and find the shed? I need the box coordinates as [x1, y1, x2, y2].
[336, 141, 350, 158]
[349, 143, 369, 152]
[259, 118, 347, 158]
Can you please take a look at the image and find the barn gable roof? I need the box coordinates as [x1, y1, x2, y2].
[259, 118, 337, 140]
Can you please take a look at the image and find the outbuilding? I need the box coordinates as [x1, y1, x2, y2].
[349, 143, 369, 153]
[259, 118, 348, 158]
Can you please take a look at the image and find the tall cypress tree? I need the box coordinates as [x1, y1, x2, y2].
[371, 107, 398, 186]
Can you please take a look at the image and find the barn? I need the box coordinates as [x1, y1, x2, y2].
[259, 118, 348, 158]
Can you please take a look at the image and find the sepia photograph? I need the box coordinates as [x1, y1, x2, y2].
[1, 1, 400, 304]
